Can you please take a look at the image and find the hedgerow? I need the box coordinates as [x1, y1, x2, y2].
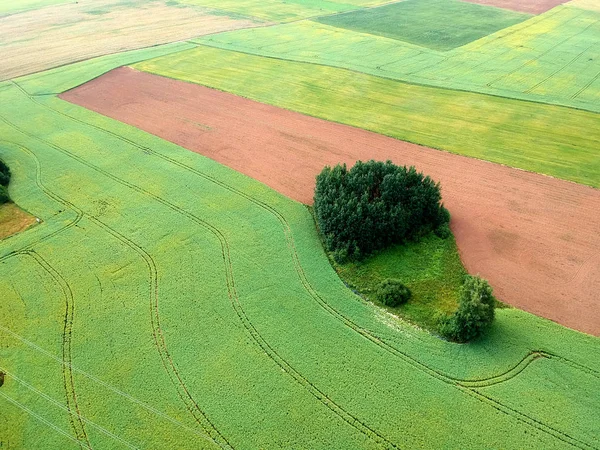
[314, 160, 449, 261]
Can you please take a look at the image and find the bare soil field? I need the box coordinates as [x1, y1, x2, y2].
[0, 0, 259, 81]
[61, 67, 600, 336]
[461, 0, 568, 14]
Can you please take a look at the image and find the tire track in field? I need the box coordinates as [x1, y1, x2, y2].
[0, 250, 91, 449]
[0, 101, 396, 449]
[31, 87, 600, 449]
[0, 140, 229, 448]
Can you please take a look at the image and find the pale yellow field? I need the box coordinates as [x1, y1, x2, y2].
[0, 0, 260, 81]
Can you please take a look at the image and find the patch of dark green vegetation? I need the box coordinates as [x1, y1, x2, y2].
[0, 159, 11, 204]
[314, 160, 499, 341]
[315, 0, 532, 51]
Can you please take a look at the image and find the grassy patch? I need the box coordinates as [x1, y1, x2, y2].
[333, 231, 466, 332]
[0, 203, 37, 239]
[316, 0, 531, 50]
[135, 46, 600, 188]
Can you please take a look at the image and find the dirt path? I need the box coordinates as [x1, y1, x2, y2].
[0, 0, 260, 81]
[461, 0, 568, 14]
[60, 67, 600, 336]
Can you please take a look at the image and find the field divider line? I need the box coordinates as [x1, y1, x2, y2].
[0, 101, 393, 448]
[0, 141, 224, 448]
[0, 390, 91, 449]
[0, 368, 139, 450]
[15, 83, 597, 448]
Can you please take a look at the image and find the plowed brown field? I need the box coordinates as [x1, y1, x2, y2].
[61, 67, 600, 336]
[0, 0, 259, 81]
[462, 0, 568, 14]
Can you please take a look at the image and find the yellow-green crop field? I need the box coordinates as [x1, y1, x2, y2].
[1, 0, 600, 448]
[135, 45, 600, 188]
[198, 4, 600, 112]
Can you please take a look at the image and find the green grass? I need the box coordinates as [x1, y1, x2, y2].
[1, 48, 599, 448]
[0, 0, 69, 15]
[316, 0, 531, 50]
[331, 232, 467, 332]
[174, 0, 388, 22]
[197, 5, 600, 112]
[134, 45, 600, 188]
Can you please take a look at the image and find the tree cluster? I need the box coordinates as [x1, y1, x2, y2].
[439, 275, 495, 343]
[314, 160, 449, 261]
[377, 279, 412, 307]
[0, 159, 11, 204]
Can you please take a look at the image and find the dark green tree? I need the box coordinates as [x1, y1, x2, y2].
[439, 275, 495, 342]
[377, 279, 412, 307]
[314, 160, 449, 261]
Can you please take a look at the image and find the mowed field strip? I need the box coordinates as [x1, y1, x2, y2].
[198, 4, 600, 113]
[61, 67, 600, 336]
[134, 45, 600, 188]
[0, 0, 261, 81]
[0, 46, 599, 448]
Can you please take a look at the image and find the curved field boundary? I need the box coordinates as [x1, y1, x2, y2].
[37, 84, 599, 448]
[0, 94, 398, 449]
[60, 68, 600, 337]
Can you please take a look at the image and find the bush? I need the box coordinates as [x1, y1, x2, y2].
[376, 279, 411, 307]
[0, 186, 9, 204]
[314, 160, 449, 260]
[0, 159, 10, 188]
[439, 275, 495, 342]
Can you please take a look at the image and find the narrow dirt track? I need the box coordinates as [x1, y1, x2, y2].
[461, 0, 568, 14]
[60, 67, 600, 336]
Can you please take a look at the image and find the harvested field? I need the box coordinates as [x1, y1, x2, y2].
[461, 0, 569, 14]
[0, 0, 259, 81]
[62, 67, 600, 336]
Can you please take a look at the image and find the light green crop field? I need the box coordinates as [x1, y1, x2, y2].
[1, 46, 599, 449]
[197, 4, 600, 112]
[172, 0, 390, 22]
[134, 45, 600, 188]
[315, 0, 532, 50]
[0, 0, 69, 15]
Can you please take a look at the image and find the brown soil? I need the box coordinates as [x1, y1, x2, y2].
[0, 203, 37, 240]
[0, 0, 260, 81]
[461, 0, 569, 14]
[60, 67, 600, 336]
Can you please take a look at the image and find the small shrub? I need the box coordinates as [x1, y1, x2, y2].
[434, 223, 451, 239]
[377, 279, 411, 307]
[0, 186, 10, 204]
[439, 275, 495, 342]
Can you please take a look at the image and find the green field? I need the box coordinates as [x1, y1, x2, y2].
[316, 0, 531, 50]
[173, 0, 389, 22]
[134, 45, 600, 188]
[198, 4, 600, 112]
[1, 46, 599, 449]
